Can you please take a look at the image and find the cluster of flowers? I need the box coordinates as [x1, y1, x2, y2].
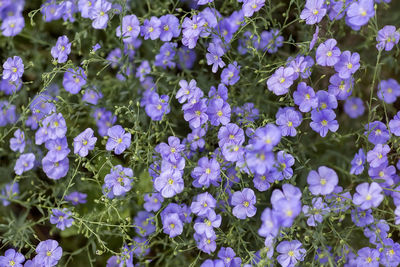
[0, 240, 62, 267]
[1, 0, 400, 266]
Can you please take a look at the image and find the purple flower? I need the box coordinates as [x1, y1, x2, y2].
[134, 211, 156, 237]
[218, 247, 241, 267]
[50, 208, 74, 230]
[355, 247, 379, 267]
[191, 157, 220, 188]
[89, 0, 111, 29]
[346, 0, 374, 29]
[316, 90, 337, 110]
[156, 136, 185, 162]
[144, 193, 163, 212]
[194, 232, 217, 254]
[206, 42, 225, 73]
[267, 67, 294, 96]
[207, 98, 231, 126]
[316, 38, 341, 66]
[63, 67, 87, 94]
[307, 166, 338, 195]
[104, 165, 133, 198]
[377, 79, 400, 104]
[2, 56, 24, 82]
[1, 15, 24, 37]
[302, 197, 328, 226]
[78, 0, 95, 18]
[190, 192, 216, 216]
[350, 148, 366, 175]
[287, 55, 314, 80]
[258, 208, 280, 237]
[253, 172, 272, 192]
[42, 113, 68, 140]
[194, 210, 221, 238]
[106, 125, 131, 155]
[310, 109, 339, 137]
[389, 111, 400, 136]
[141, 16, 161, 40]
[159, 14, 180, 42]
[154, 170, 184, 198]
[256, 29, 284, 54]
[221, 62, 240, 85]
[197, 0, 214, 5]
[82, 88, 103, 105]
[9, 128, 25, 153]
[144, 92, 170, 121]
[368, 164, 395, 186]
[181, 15, 205, 49]
[364, 220, 389, 244]
[162, 213, 183, 238]
[51, 35, 71, 63]
[293, 82, 318, 112]
[231, 188, 257, 219]
[276, 107, 303, 137]
[73, 128, 97, 157]
[45, 137, 70, 162]
[328, 73, 353, 100]
[218, 123, 245, 148]
[276, 240, 306, 267]
[351, 208, 374, 227]
[353, 182, 383, 210]
[242, 0, 265, 17]
[367, 144, 390, 168]
[35, 239, 62, 266]
[0, 101, 16, 126]
[344, 97, 365, 118]
[116, 15, 140, 43]
[376, 25, 400, 51]
[42, 155, 69, 180]
[65, 191, 87, 205]
[14, 153, 35, 175]
[183, 98, 208, 129]
[334, 50, 360, 79]
[176, 79, 201, 104]
[364, 121, 390, 145]
[0, 249, 25, 267]
[300, 0, 327, 25]
[251, 123, 281, 151]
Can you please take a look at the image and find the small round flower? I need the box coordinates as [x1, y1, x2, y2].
[293, 82, 318, 112]
[267, 67, 295, 96]
[63, 67, 87, 94]
[353, 182, 384, 210]
[231, 188, 257, 219]
[316, 38, 341, 66]
[334, 51, 360, 79]
[14, 153, 35, 175]
[346, 0, 375, 29]
[89, 0, 112, 29]
[116, 15, 140, 43]
[355, 247, 380, 267]
[162, 213, 183, 238]
[377, 79, 400, 104]
[154, 170, 184, 198]
[0, 249, 25, 267]
[65, 191, 87, 205]
[242, 0, 265, 17]
[276, 240, 306, 267]
[141, 16, 161, 40]
[144, 193, 163, 212]
[42, 156, 69, 180]
[191, 157, 221, 188]
[50, 208, 74, 230]
[221, 62, 240, 85]
[2, 56, 24, 82]
[104, 165, 133, 198]
[276, 107, 303, 137]
[73, 128, 97, 157]
[344, 97, 365, 118]
[300, 0, 327, 25]
[1, 15, 25, 37]
[350, 148, 366, 175]
[190, 192, 217, 216]
[106, 125, 131, 155]
[51, 35, 72, 63]
[310, 109, 339, 137]
[9, 129, 25, 153]
[366, 144, 390, 168]
[376, 25, 400, 51]
[307, 166, 338, 195]
[364, 121, 390, 145]
[35, 239, 63, 267]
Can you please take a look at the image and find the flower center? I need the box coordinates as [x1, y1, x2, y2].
[287, 121, 293, 127]
[305, 93, 310, 100]
[117, 138, 122, 143]
[192, 24, 198, 30]
[326, 51, 332, 57]
[168, 178, 174, 185]
[279, 78, 285, 84]
[149, 27, 154, 33]
[366, 194, 372, 201]
[127, 26, 132, 32]
[100, 11, 105, 16]
[243, 201, 249, 207]
[313, 9, 319, 15]
[217, 110, 223, 117]
[321, 103, 327, 109]
[320, 178, 327, 185]
[347, 63, 353, 69]
[195, 110, 201, 116]
[83, 140, 88, 145]
[229, 134, 235, 140]
[203, 202, 208, 207]
[288, 250, 294, 256]
[170, 223, 175, 229]
[379, 171, 384, 177]
[47, 250, 52, 257]
[387, 88, 393, 93]
[375, 129, 382, 135]
[205, 168, 211, 174]
[286, 210, 293, 217]
[12, 67, 17, 73]
[366, 257, 372, 263]
[252, 4, 257, 9]
[321, 120, 328, 126]
[164, 25, 169, 31]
